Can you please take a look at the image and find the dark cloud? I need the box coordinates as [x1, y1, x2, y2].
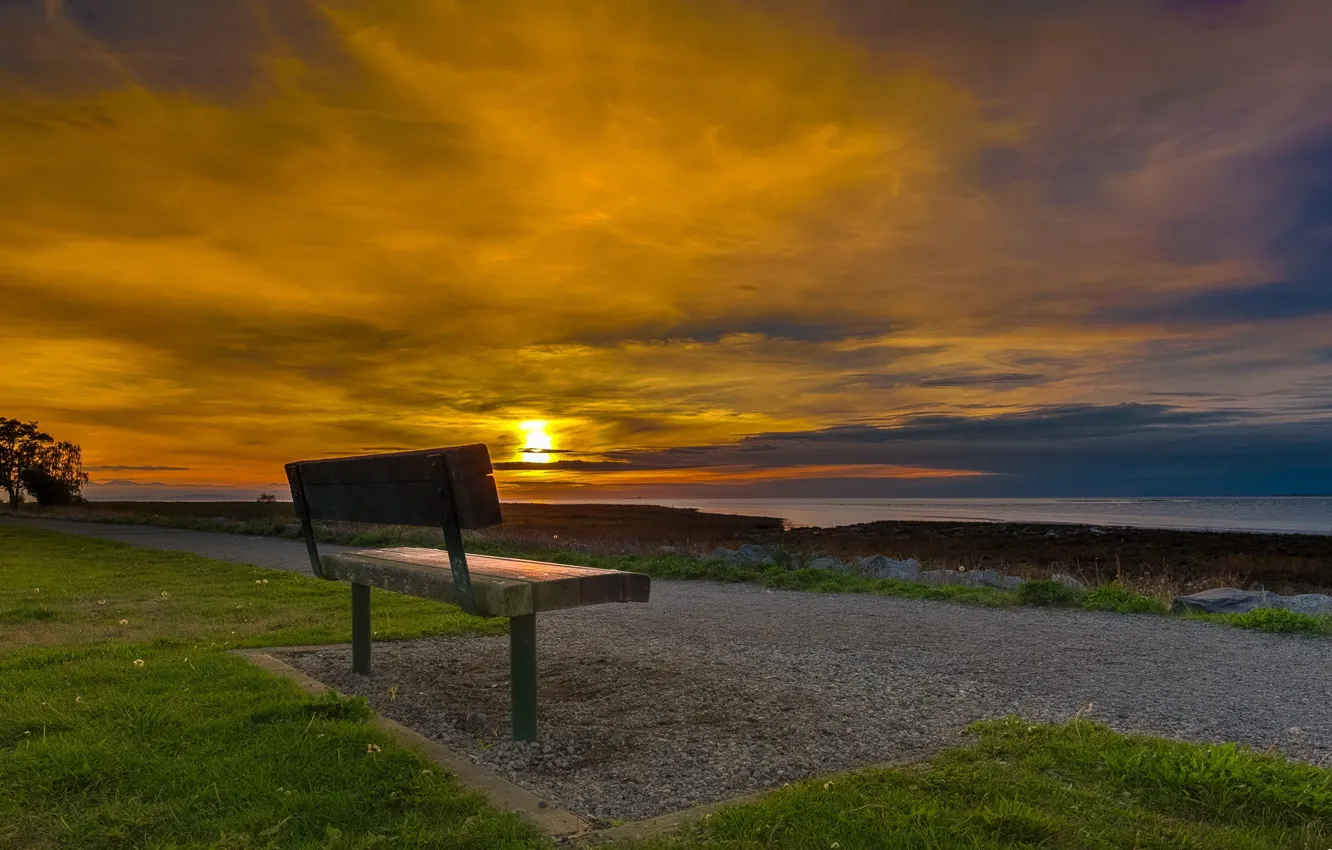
[547, 404, 1331, 497]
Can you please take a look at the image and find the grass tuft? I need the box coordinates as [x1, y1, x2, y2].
[1081, 581, 1170, 615]
[1215, 607, 1332, 636]
[1016, 578, 1084, 607]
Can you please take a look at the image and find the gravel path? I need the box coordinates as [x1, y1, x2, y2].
[285, 583, 1332, 822]
[9, 515, 1332, 822]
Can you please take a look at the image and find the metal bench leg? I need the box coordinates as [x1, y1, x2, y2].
[352, 582, 372, 675]
[510, 613, 537, 741]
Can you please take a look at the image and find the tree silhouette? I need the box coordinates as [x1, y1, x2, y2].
[0, 418, 88, 507]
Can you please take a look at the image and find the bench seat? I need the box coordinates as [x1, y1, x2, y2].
[322, 547, 651, 618]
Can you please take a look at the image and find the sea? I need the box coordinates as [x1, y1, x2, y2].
[592, 497, 1332, 535]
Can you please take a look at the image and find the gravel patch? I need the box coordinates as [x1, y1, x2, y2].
[281, 581, 1332, 823]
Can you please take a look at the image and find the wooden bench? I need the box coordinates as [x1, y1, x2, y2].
[285, 444, 650, 741]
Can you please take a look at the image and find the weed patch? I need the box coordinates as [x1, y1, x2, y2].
[1016, 578, 1084, 607]
[1082, 582, 1169, 614]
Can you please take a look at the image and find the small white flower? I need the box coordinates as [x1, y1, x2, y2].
[119, 619, 129, 626]
[133, 659, 145, 667]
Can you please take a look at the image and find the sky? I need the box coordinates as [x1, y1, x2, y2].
[2, 0, 1330, 500]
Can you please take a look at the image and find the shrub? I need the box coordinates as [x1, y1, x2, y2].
[1016, 578, 1083, 607]
[1224, 607, 1330, 635]
[1082, 582, 1168, 615]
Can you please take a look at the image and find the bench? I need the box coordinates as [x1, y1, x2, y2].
[285, 444, 650, 741]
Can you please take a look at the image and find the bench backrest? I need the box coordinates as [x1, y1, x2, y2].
[285, 444, 502, 531]
[284, 444, 502, 612]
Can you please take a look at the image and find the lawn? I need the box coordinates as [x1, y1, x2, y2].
[3, 526, 1330, 849]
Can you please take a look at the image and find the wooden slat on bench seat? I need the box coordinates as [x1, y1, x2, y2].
[322, 552, 534, 617]
[321, 547, 651, 618]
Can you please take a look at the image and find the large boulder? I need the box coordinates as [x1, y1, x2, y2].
[859, 555, 922, 581]
[1274, 594, 1332, 617]
[1171, 587, 1280, 615]
[1049, 573, 1087, 591]
[806, 557, 841, 571]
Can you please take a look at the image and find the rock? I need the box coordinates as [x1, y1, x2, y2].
[997, 574, 1027, 590]
[858, 555, 922, 581]
[918, 569, 962, 586]
[1171, 587, 1280, 615]
[657, 545, 676, 554]
[806, 557, 841, 571]
[736, 544, 777, 566]
[967, 569, 1009, 589]
[1274, 594, 1332, 616]
[710, 546, 738, 562]
[1049, 573, 1086, 590]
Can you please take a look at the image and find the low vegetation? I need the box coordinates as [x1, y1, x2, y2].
[633, 717, 1332, 850]
[3, 526, 1331, 848]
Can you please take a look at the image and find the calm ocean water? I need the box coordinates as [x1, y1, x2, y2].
[607, 497, 1332, 535]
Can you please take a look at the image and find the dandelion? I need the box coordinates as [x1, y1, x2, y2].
[33, 588, 40, 593]
[133, 659, 145, 667]
[75, 696, 82, 703]
[262, 579, 269, 584]
[161, 591, 169, 598]
[367, 743, 381, 754]
[823, 781, 833, 790]
[119, 619, 129, 625]
[97, 600, 106, 605]
[255, 579, 263, 584]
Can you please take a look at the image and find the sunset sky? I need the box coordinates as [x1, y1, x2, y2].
[3, 0, 1330, 500]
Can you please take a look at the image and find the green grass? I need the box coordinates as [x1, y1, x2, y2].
[627, 718, 1332, 850]
[0, 527, 504, 650]
[3, 526, 1332, 848]
[0, 644, 541, 849]
[1197, 607, 1332, 636]
[1081, 581, 1170, 614]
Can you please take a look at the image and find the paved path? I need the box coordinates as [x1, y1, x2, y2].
[7, 514, 1332, 820]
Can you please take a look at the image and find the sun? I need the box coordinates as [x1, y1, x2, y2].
[519, 420, 553, 463]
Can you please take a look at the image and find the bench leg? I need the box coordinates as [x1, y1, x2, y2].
[509, 613, 537, 741]
[351, 582, 372, 675]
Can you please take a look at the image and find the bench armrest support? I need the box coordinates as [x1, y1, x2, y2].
[431, 455, 478, 615]
[288, 465, 328, 579]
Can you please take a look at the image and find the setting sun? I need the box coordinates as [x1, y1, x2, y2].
[519, 420, 554, 463]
